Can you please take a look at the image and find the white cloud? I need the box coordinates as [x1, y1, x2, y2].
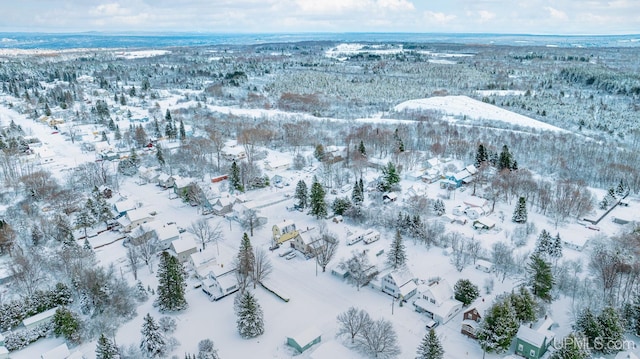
[424, 11, 456, 24]
[478, 10, 496, 22]
[90, 3, 131, 17]
[545, 6, 568, 21]
[378, 0, 415, 11]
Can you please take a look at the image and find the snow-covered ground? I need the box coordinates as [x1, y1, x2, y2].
[2, 90, 640, 359]
[394, 95, 567, 133]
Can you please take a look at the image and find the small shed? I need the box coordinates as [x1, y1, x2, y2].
[40, 343, 70, 359]
[23, 307, 58, 330]
[475, 259, 494, 273]
[287, 327, 322, 353]
[473, 218, 496, 230]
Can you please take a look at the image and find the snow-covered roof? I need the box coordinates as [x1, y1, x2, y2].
[615, 351, 640, 359]
[474, 217, 496, 228]
[23, 307, 57, 327]
[463, 196, 488, 208]
[114, 198, 137, 213]
[40, 343, 70, 359]
[308, 340, 353, 359]
[398, 280, 418, 297]
[288, 326, 322, 346]
[190, 250, 216, 267]
[387, 269, 414, 287]
[0, 346, 8, 355]
[422, 279, 454, 304]
[171, 237, 197, 254]
[173, 175, 191, 188]
[517, 316, 555, 348]
[126, 208, 153, 222]
[150, 223, 179, 242]
[427, 157, 441, 168]
[414, 297, 461, 321]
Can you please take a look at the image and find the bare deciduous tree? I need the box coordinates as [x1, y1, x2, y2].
[131, 226, 158, 273]
[127, 245, 140, 280]
[336, 307, 372, 344]
[340, 250, 378, 291]
[313, 231, 339, 273]
[252, 247, 272, 289]
[10, 248, 46, 297]
[189, 218, 223, 252]
[356, 317, 401, 359]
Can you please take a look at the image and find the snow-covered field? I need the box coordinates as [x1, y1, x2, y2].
[2, 89, 640, 359]
[394, 95, 567, 133]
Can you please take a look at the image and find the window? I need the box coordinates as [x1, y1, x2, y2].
[518, 344, 523, 352]
[530, 349, 536, 357]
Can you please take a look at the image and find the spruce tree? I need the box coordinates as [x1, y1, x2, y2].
[380, 162, 400, 192]
[433, 199, 445, 216]
[96, 333, 120, 359]
[197, 339, 220, 359]
[140, 313, 166, 358]
[75, 205, 95, 239]
[179, 119, 186, 141]
[453, 279, 480, 307]
[497, 144, 513, 171]
[156, 143, 165, 167]
[165, 109, 172, 121]
[235, 291, 264, 338]
[533, 230, 553, 258]
[416, 329, 444, 359]
[153, 118, 161, 138]
[155, 251, 188, 312]
[52, 307, 81, 344]
[358, 140, 367, 157]
[294, 180, 308, 209]
[549, 233, 563, 261]
[475, 144, 488, 167]
[527, 253, 554, 302]
[237, 233, 255, 289]
[508, 286, 537, 323]
[476, 297, 519, 354]
[597, 306, 624, 354]
[309, 176, 327, 219]
[512, 196, 527, 223]
[351, 178, 364, 205]
[574, 307, 601, 350]
[387, 229, 407, 269]
[230, 161, 243, 192]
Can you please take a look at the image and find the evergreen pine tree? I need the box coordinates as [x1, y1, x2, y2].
[155, 251, 188, 312]
[114, 125, 122, 141]
[616, 179, 627, 197]
[358, 140, 367, 157]
[31, 224, 43, 246]
[45, 103, 52, 116]
[453, 279, 480, 306]
[156, 143, 165, 167]
[96, 333, 120, 359]
[140, 313, 166, 358]
[597, 306, 624, 354]
[549, 233, 563, 261]
[549, 333, 590, 359]
[497, 144, 513, 171]
[512, 196, 528, 223]
[309, 176, 327, 219]
[230, 161, 243, 192]
[53, 307, 81, 344]
[197, 339, 220, 359]
[179, 119, 186, 141]
[527, 253, 554, 302]
[574, 307, 601, 350]
[294, 180, 308, 209]
[351, 178, 364, 205]
[433, 199, 445, 216]
[416, 329, 444, 359]
[508, 286, 537, 323]
[237, 233, 255, 289]
[475, 144, 488, 167]
[153, 118, 161, 138]
[380, 162, 400, 192]
[387, 229, 407, 270]
[235, 290, 264, 338]
[165, 109, 172, 121]
[476, 297, 519, 354]
[533, 230, 554, 258]
[107, 118, 116, 131]
[75, 205, 95, 239]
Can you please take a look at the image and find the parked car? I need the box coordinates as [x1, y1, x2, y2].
[425, 319, 439, 330]
[285, 252, 297, 260]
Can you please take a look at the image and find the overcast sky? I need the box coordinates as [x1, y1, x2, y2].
[0, 0, 637, 35]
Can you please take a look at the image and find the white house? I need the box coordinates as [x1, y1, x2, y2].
[157, 173, 175, 189]
[264, 158, 290, 171]
[222, 141, 247, 162]
[117, 208, 155, 233]
[201, 262, 239, 301]
[463, 196, 488, 208]
[113, 198, 139, 217]
[563, 236, 589, 251]
[150, 222, 181, 250]
[452, 205, 465, 216]
[466, 206, 490, 220]
[473, 217, 496, 230]
[413, 280, 463, 324]
[171, 237, 198, 263]
[380, 269, 418, 300]
[475, 259, 494, 273]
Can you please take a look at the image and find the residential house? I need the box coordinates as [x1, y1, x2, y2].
[113, 198, 139, 218]
[116, 208, 154, 233]
[461, 298, 490, 339]
[138, 166, 159, 185]
[172, 176, 192, 197]
[404, 169, 426, 182]
[445, 167, 476, 188]
[40, 343, 83, 359]
[190, 250, 217, 278]
[615, 351, 640, 359]
[466, 206, 490, 220]
[287, 327, 322, 354]
[264, 158, 290, 171]
[562, 236, 589, 251]
[222, 142, 246, 162]
[452, 205, 465, 216]
[475, 259, 494, 273]
[150, 223, 181, 250]
[171, 237, 198, 263]
[413, 280, 463, 324]
[463, 196, 488, 209]
[515, 316, 555, 359]
[426, 157, 442, 169]
[380, 269, 418, 300]
[308, 340, 354, 359]
[272, 220, 299, 245]
[211, 196, 235, 216]
[421, 168, 442, 183]
[291, 227, 321, 257]
[201, 262, 239, 301]
[157, 173, 176, 189]
[383, 192, 398, 203]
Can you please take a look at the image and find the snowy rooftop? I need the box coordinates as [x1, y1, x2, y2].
[22, 307, 57, 327]
[40, 343, 70, 359]
[288, 326, 322, 347]
[171, 237, 197, 254]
